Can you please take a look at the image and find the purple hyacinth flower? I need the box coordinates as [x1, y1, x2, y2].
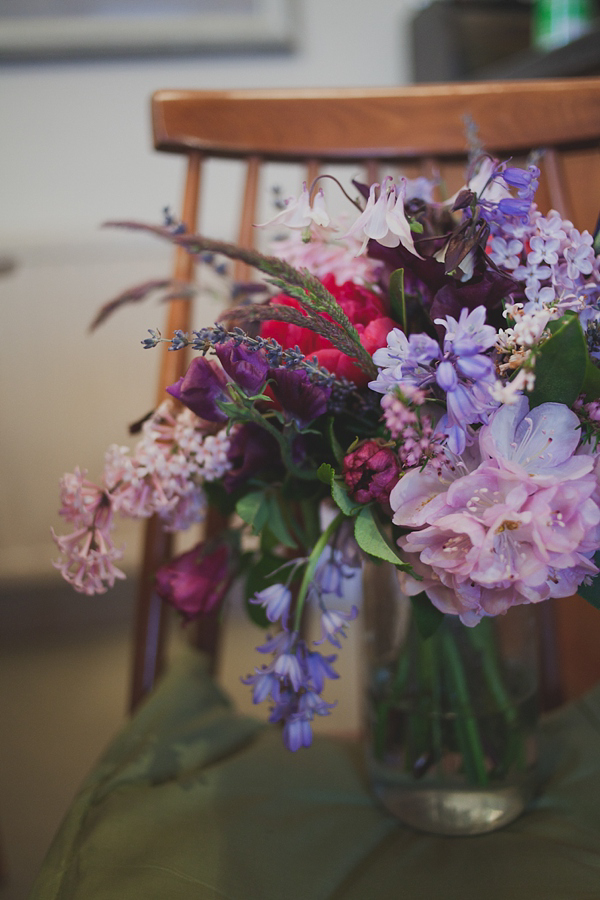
[167, 356, 229, 423]
[268, 367, 331, 428]
[214, 340, 269, 395]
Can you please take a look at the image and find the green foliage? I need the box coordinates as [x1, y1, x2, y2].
[317, 463, 363, 516]
[526, 312, 589, 408]
[354, 506, 408, 567]
[410, 591, 444, 639]
[388, 268, 407, 332]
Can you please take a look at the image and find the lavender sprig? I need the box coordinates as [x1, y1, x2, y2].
[142, 324, 378, 416]
[106, 221, 377, 378]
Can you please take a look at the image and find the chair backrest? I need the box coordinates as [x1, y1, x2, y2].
[130, 78, 600, 712]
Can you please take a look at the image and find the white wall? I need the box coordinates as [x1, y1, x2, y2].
[0, 0, 423, 580]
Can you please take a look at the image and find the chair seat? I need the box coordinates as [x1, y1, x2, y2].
[31, 649, 600, 900]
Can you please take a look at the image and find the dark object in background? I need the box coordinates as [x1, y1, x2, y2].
[411, 0, 600, 81]
[412, 1, 532, 82]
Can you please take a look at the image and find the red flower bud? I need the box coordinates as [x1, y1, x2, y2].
[343, 439, 400, 510]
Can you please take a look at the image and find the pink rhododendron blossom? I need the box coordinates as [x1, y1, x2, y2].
[392, 399, 600, 624]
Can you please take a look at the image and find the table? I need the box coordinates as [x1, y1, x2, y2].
[30, 649, 600, 900]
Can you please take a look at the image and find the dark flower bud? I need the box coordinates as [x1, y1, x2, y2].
[214, 339, 269, 395]
[155, 540, 231, 619]
[343, 439, 400, 511]
[167, 356, 229, 422]
[268, 367, 331, 428]
[452, 189, 476, 212]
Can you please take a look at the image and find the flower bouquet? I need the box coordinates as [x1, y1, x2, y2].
[53, 153, 600, 831]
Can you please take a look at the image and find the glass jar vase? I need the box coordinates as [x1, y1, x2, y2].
[362, 562, 540, 836]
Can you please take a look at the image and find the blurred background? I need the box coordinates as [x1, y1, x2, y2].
[1, 0, 599, 895]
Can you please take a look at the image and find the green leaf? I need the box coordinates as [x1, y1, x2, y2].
[410, 591, 444, 639]
[327, 417, 346, 465]
[265, 495, 297, 549]
[235, 491, 270, 534]
[582, 357, 600, 402]
[354, 506, 408, 566]
[331, 480, 363, 516]
[317, 463, 335, 485]
[576, 553, 600, 610]
[317, 462, 362, 516]
[526, 312, 587, 408]
[388, 268, 406, 332]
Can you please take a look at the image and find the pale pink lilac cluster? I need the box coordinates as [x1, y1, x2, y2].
[381, 388, 443, 471]
[391, 398, 600, 625]
[52, 468, 125, 595]
[53, 401, 232, 593]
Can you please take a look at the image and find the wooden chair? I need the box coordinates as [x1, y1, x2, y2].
[131, 77, 600, 713]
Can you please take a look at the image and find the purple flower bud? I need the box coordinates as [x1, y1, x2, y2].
[497, 197, 531, 220]
[167, 356, 229, 422]
[155, 540, 231, 620]
[224, 422, 282, 492]
[436, 359, 458, 392]
[214, 340, 269, 395]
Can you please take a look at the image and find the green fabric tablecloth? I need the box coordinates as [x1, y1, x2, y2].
[31, 649, 600, 900]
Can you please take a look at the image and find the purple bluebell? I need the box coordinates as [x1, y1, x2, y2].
[315, 605, 359, 649]
[249, 583, 292, 624]
[244, 629, 342, 751]
[282, 714, 313, 752]
[241, 667, 282, 705]
[304, 649, 339, 692]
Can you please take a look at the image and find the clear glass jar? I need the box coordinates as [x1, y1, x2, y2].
[362, 562, 540, 836]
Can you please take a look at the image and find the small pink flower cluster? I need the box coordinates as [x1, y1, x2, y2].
[52, 469, 124, 595]
[391, 398, 600, 625]
[381, 387, 443, 471]
[52, 401, 232, 594]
